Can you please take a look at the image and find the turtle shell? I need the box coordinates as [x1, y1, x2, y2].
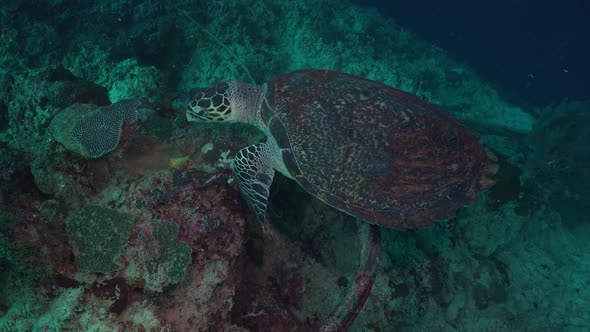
[260, 70, 495, 230]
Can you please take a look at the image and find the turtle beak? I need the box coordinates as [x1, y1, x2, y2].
[186, 109, 198, 122]
[186, 104, 209, 122]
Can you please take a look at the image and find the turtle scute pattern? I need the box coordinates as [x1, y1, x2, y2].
[263, 70, 495, 230]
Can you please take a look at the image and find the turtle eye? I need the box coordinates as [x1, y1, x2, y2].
[195, 107, 209, 118]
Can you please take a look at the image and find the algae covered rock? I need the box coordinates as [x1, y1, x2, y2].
[66, 205, 134, 274]
[146, 222, 192, 289]
[31, 163, 91, 206]
[123, 221, 193, 292]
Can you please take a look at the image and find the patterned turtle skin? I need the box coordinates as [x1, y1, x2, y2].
[259, 70, 495, 229]
[187, 70, 496, 230]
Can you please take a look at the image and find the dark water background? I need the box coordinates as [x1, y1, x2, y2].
[358, 0, 590, 106]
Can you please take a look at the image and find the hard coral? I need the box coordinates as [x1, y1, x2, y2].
[122, 221, 193, 292]
[146, 222, 192, 287]
[66, 205, 134, 274]
[71, 99, 149, 158]
[51, 99, 152, 159]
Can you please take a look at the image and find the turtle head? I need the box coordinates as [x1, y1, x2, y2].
[186, 83, 235, 123]
[186, 81, 267, 126]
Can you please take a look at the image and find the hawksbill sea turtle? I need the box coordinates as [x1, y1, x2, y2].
[185, 69, 497, 230]
[185, 69, 497, 330]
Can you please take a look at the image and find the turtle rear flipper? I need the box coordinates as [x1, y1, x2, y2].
[231, 142, 276, 227]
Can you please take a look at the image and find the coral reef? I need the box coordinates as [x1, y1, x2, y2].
[0, 0, 588, 331]
[523, 99, 590, 225]
[51, 99, 152, 159]
[66, 205, 134, 274]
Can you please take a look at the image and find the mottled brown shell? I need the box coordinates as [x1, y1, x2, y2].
[260, 70, 495, 229]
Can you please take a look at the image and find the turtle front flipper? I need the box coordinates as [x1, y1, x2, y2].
[231, 142, 276, 227]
